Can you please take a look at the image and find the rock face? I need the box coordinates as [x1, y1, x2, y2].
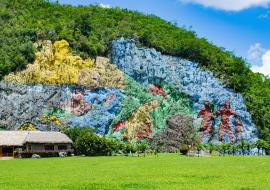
[0, 81, 123, 134]
[4, 40, 126, 89]
[107, 81, 193, 144]
[0, 38, 258, 146]
[113, 100, 160, 143]
[56, 88, 123, 135]
[111, 38, 258, 144]
[151, 114, 194, 152]
[4, 40, 94, 84]
[0, 82, 67, 130]
[1, 40, 126, 134]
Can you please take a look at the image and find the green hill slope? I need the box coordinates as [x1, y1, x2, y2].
[1, 0, 270, 147]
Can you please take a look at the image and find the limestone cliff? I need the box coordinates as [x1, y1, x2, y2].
[0, 38, 258, 146]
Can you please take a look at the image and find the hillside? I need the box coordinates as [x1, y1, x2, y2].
[0, 0, 270, 150]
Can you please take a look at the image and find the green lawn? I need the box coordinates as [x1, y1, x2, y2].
[0, 154, 270, 190]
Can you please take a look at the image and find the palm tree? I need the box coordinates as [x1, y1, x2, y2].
[261, 141, 269, 155]
[238, 140, 248, 155]
[255, 139, 269, 155]
[219, 144, 229, 156]
[123, 143, 132, 156]
[195, 144, 204, 157]
[154, 142, 164, 156]
[207, 143, 216, 155]
[137, 144, 148, 157]
[246, 142, 253, 155]
[230, 145, 238, 156]
[130, 144, 137, 157]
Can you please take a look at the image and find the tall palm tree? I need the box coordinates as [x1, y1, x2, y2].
[230, 145, 238, 156]
[255, 139, 269, 155]
[238, 140, 248, 155]
[207, 143, 216, 155]
[195, 144, 204, 157]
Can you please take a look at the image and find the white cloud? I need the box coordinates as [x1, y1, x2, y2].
[252, 50, 270, 76]
[248, 43, 266, 62]
[98, 3, 111, 8]
[179, 0, 270, 11]
[248, 43, 270, 76]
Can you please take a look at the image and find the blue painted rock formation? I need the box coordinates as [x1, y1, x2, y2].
[62, 88, 123, 135]
[111, 38, 257, 144]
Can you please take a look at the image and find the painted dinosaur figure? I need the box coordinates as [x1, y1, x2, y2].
[197, 101, 214, 143]
[216, 99, 239, 144]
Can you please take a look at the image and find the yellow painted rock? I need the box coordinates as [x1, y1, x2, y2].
[5, 41, 126, 89]
[5, 40, 94, 84]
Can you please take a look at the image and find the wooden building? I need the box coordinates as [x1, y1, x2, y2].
[0, 131, 73, 159]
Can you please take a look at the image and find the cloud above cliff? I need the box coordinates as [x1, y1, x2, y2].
[98, 3, 111, 8]
[248, 43, 266, 63]
[178, 0, 270, 11]
[252, 50, 270, 76]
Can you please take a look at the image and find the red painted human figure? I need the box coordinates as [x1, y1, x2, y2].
[216, 100, 238, 144]
[197, 101, 214, 144]
[234, 117, 243, 141]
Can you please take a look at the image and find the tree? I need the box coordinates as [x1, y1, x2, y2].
[195, 144, 204, 157]
[207, 143, 216, 155]
[123, 143, 132, 156]
[255, 139, 269, 155]
[179, 144, 190, 155]
[219, 144, 229, 156]
[64, 127, 94, 143]
[137, 143, 148, 157]
[230, 145, 238, 156]
[245, 142, 254, 155]
[130, 144, 137, 156]
[65, 127, 119, 156]
[238, 140, 248, 155]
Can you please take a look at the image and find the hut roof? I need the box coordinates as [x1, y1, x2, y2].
[25, 131, 72, 144]
[0, 131, 72, 146]
[0, 131, 29, 146]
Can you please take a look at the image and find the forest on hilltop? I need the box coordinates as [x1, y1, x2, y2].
[1, 0, 270, 147]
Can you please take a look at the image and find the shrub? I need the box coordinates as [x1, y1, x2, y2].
[179, 144, 190, 155]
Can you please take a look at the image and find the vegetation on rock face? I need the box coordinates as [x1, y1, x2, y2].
[1, 0, 270, 145]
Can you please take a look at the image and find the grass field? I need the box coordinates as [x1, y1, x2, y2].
[0, 154, 270, 190]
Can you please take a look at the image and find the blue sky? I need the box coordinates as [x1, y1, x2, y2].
[53, 0, 270, 75]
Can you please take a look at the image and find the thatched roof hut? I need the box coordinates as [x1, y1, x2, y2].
[0, 131, 73, 158]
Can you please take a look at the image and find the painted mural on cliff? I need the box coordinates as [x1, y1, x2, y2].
[0, 39, 258, 146]
[111, 38, 257, 144]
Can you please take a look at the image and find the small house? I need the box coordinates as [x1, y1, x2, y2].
[0, 131, 73, 159]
